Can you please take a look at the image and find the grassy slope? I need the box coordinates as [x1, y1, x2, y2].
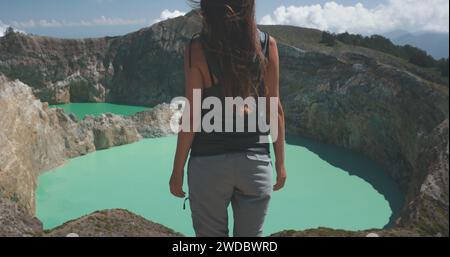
[259, 25, 449, 88]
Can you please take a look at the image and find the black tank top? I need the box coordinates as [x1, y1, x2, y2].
[189, 30, 271, 157]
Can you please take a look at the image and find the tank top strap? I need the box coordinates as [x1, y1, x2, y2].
[259, 30, 270, 60]
[258, 30, 270, 96]
[188, 33, 200, 68]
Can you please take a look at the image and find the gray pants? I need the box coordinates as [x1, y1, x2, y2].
[187, 152, 273, 237]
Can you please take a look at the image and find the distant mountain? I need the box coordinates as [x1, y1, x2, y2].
[386, 31, 449, 59]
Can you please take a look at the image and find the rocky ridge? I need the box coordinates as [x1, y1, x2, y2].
[0, 75, 180, 236]
[45, 209, 183, 237]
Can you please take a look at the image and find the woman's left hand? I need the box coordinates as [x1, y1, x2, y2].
[170, 171, 186, 198]
[274, 163, 287, 191]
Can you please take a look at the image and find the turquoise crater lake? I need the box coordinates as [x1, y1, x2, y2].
[37, 104, 403, 236]
[50, 103, 149, 119]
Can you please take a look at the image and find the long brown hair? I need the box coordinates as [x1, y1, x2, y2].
[189, 0, 267, 98]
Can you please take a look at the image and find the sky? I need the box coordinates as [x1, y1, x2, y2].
[0, 0, 449, 38]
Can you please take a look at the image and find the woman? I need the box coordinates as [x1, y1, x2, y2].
[170, 0, 286, 237]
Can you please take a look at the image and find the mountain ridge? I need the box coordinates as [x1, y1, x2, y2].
[1, 12, 447, 94]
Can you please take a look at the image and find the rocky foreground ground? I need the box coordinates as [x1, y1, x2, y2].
[45, 209, 183, 237]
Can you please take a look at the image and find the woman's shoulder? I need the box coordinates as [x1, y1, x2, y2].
[184, 36, 207, 68]
[268, 36, 277, 48]
[263, 33, 276, 52]
[267, 36, 278, 65]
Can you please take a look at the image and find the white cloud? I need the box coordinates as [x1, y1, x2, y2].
[8, 16, 146, 29]
[5, 9, 187, 31]
[0, 21, 25, 37]
[0, 20, 20, 37]
[260, 0, 449, 35]
[0, 21, 7, 37]
[90, 16, 146, 26]
[152, 9, 186, 24]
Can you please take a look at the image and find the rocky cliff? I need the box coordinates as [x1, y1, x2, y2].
[0, 12, 202, 106]
[0, 75, 180, 236]
[276, 47, 449, 236]
[0, 11, 448, 237]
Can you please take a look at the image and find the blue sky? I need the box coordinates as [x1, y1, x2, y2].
[1, 0, 448, 38]
[0, 0, 383, 22]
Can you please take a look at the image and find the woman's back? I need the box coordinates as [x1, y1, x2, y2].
[188, 31, 272, 157]
[171, 0, 286, 237]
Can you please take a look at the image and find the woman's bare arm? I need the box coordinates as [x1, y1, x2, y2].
[265, 37, 287, 191]
[170, 41, 203, 198]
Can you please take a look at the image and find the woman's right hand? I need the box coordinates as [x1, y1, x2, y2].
[170, 171, 186, 198]
[273, 162, 287, 191]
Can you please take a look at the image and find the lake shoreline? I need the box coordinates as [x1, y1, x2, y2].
[37, 103, 403, 237]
